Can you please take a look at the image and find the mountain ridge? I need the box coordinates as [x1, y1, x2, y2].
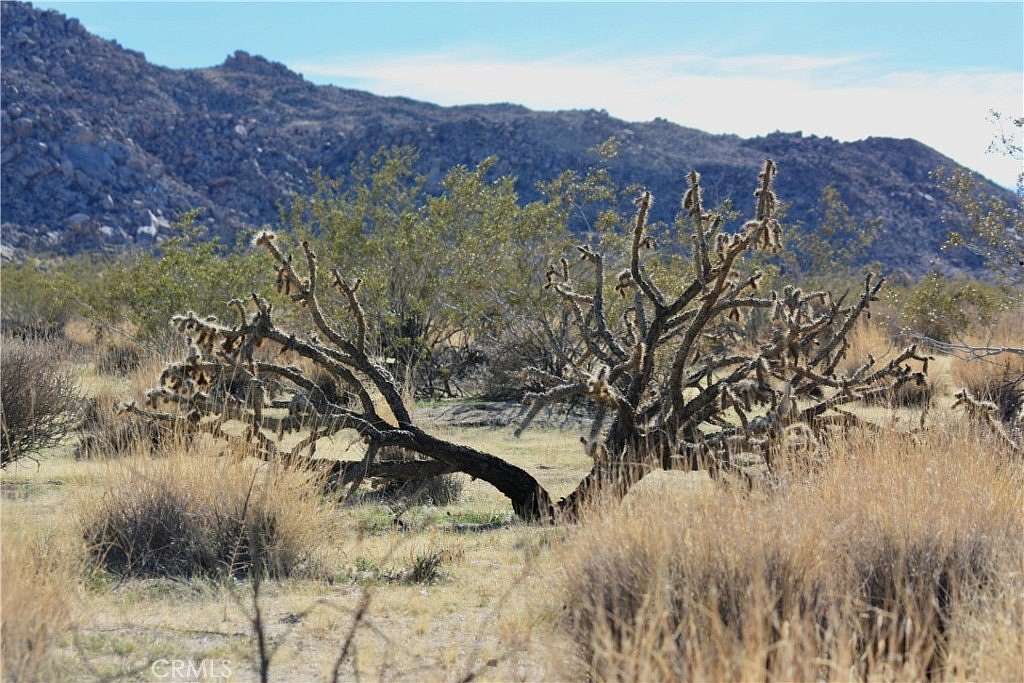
[1, 1, 1009, 276]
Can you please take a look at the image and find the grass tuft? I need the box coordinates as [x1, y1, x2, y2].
[77, 444, 340, 579]
[556, 424, 1024, 682]
[1, 530, 78, 682]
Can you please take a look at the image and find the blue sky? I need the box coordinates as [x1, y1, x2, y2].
[40, 2, 1024, 185]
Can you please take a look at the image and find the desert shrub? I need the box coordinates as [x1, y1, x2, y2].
[92, 230, 269, 341]
[366, 446, 464, 507]
[783, 184, 882, 282]
[395, 546, 464, 584]
[953, 355, 1023, 428]
[557, 426, 1023, 682]
[478, 308, 580, 401]
[861, 373, 946, 408]
[346, 544, 463, 585]
[0, 261, 80, 339]
[1, 531, 78, 682]
[834, 320, 946, 405]
[1, 337, 81, 467]
[372, 472, 464, 507]
[78, 446, 337, 578]
[899, 272, 1014, 341]
[74, 391, 167, 460]
[95, 341, 144, 376]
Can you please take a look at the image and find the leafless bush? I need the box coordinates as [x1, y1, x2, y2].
[479, 308, 582, 400]
[1, 337, 81, 467]
[95, 341, 144, 376]
[74, 391, 168, 459]
[363, 446, 464, 507]
[952, 352, 1024, 429]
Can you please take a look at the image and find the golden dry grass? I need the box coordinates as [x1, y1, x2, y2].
[553, 424, 1024, 682]
[1, 528, 79, 682]
[0, 418, 583, 681]
[2, 339, 1022, 681]
[76, 440, 344, 579]
[835, 320, 951, 405]
[837, 318, 896, 375]
[950, 310, 1024, 389]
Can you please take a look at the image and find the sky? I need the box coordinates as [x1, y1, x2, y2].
[40, 2, 1024, 187]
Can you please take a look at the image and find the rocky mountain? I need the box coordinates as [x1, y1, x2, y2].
[1, 1, 1011, 274]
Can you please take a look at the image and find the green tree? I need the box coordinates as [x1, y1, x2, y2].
[96, 214, 267, 340]
[783, 185, 882, 285]
[899, 272, 1014, 342]
[282, 148, 572, 392]
[937, 112, 1023, 286]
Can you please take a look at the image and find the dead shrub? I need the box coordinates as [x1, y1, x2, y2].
[863, 373, 944, 408]
[95, 341, 144, 376]
[950, 309, 1024, 427]
[1, 337, 81, 467]
[77, 445, 338, 579]
[365, 445, 464, 507]
[557, 425, 1024, 682]
[74, 391, 167, 460]
[952, 357, 1023, 428]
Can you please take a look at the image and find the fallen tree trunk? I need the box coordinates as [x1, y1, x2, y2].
[124, 160, 928, 521]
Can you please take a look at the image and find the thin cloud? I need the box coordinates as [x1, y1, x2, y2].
[295, 52, 1022, 187]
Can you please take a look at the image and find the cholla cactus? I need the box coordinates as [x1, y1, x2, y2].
[126, 159, 929, 521]
[517, 159, 931, 514]
[952, 389, 1022, 454]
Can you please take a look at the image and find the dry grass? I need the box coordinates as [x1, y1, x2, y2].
[950, 308, 1024, 425]
[0, 421, 582, 681]
[837, 318, 895, 375]
[555, 424, 1024, 682]
[838, 320, 950, 406]
[4, 333, 1022, 681]
[1, 529, 79, 682]
[76, 439, 342, 579]
[74, 386, 164, 460]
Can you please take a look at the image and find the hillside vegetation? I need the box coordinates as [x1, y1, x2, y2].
[1, 0, 1015, 277]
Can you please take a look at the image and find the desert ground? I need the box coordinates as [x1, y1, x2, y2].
[3, 327, 1022, 683]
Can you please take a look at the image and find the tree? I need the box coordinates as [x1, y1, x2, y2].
[283, 148, 571, 395]
[938, 112, 1023, 285]
[98, 215, 268, 340]
[123, 160, 927, 520]
[783, 185, 881, 284]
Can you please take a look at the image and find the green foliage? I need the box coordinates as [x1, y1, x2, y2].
[895, 272, 1017, 341]
[2, 214, 267, 342]
[783, 185, 882, 285]
[937, 112, 1023, 285]
[99, 240, 266, 340]
[1, 258, 87, 332]
[283, 147, 573, 386]
[938, 166, 1023, 285]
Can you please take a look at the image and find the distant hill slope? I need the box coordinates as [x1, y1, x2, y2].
[1, 1, 1010, 275]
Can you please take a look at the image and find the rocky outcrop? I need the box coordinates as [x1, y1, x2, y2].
[1, 1, 1011, 274]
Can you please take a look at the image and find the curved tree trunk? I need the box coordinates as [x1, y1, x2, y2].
[403, 427, 554, 520]
[128, 163, 929, 525]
